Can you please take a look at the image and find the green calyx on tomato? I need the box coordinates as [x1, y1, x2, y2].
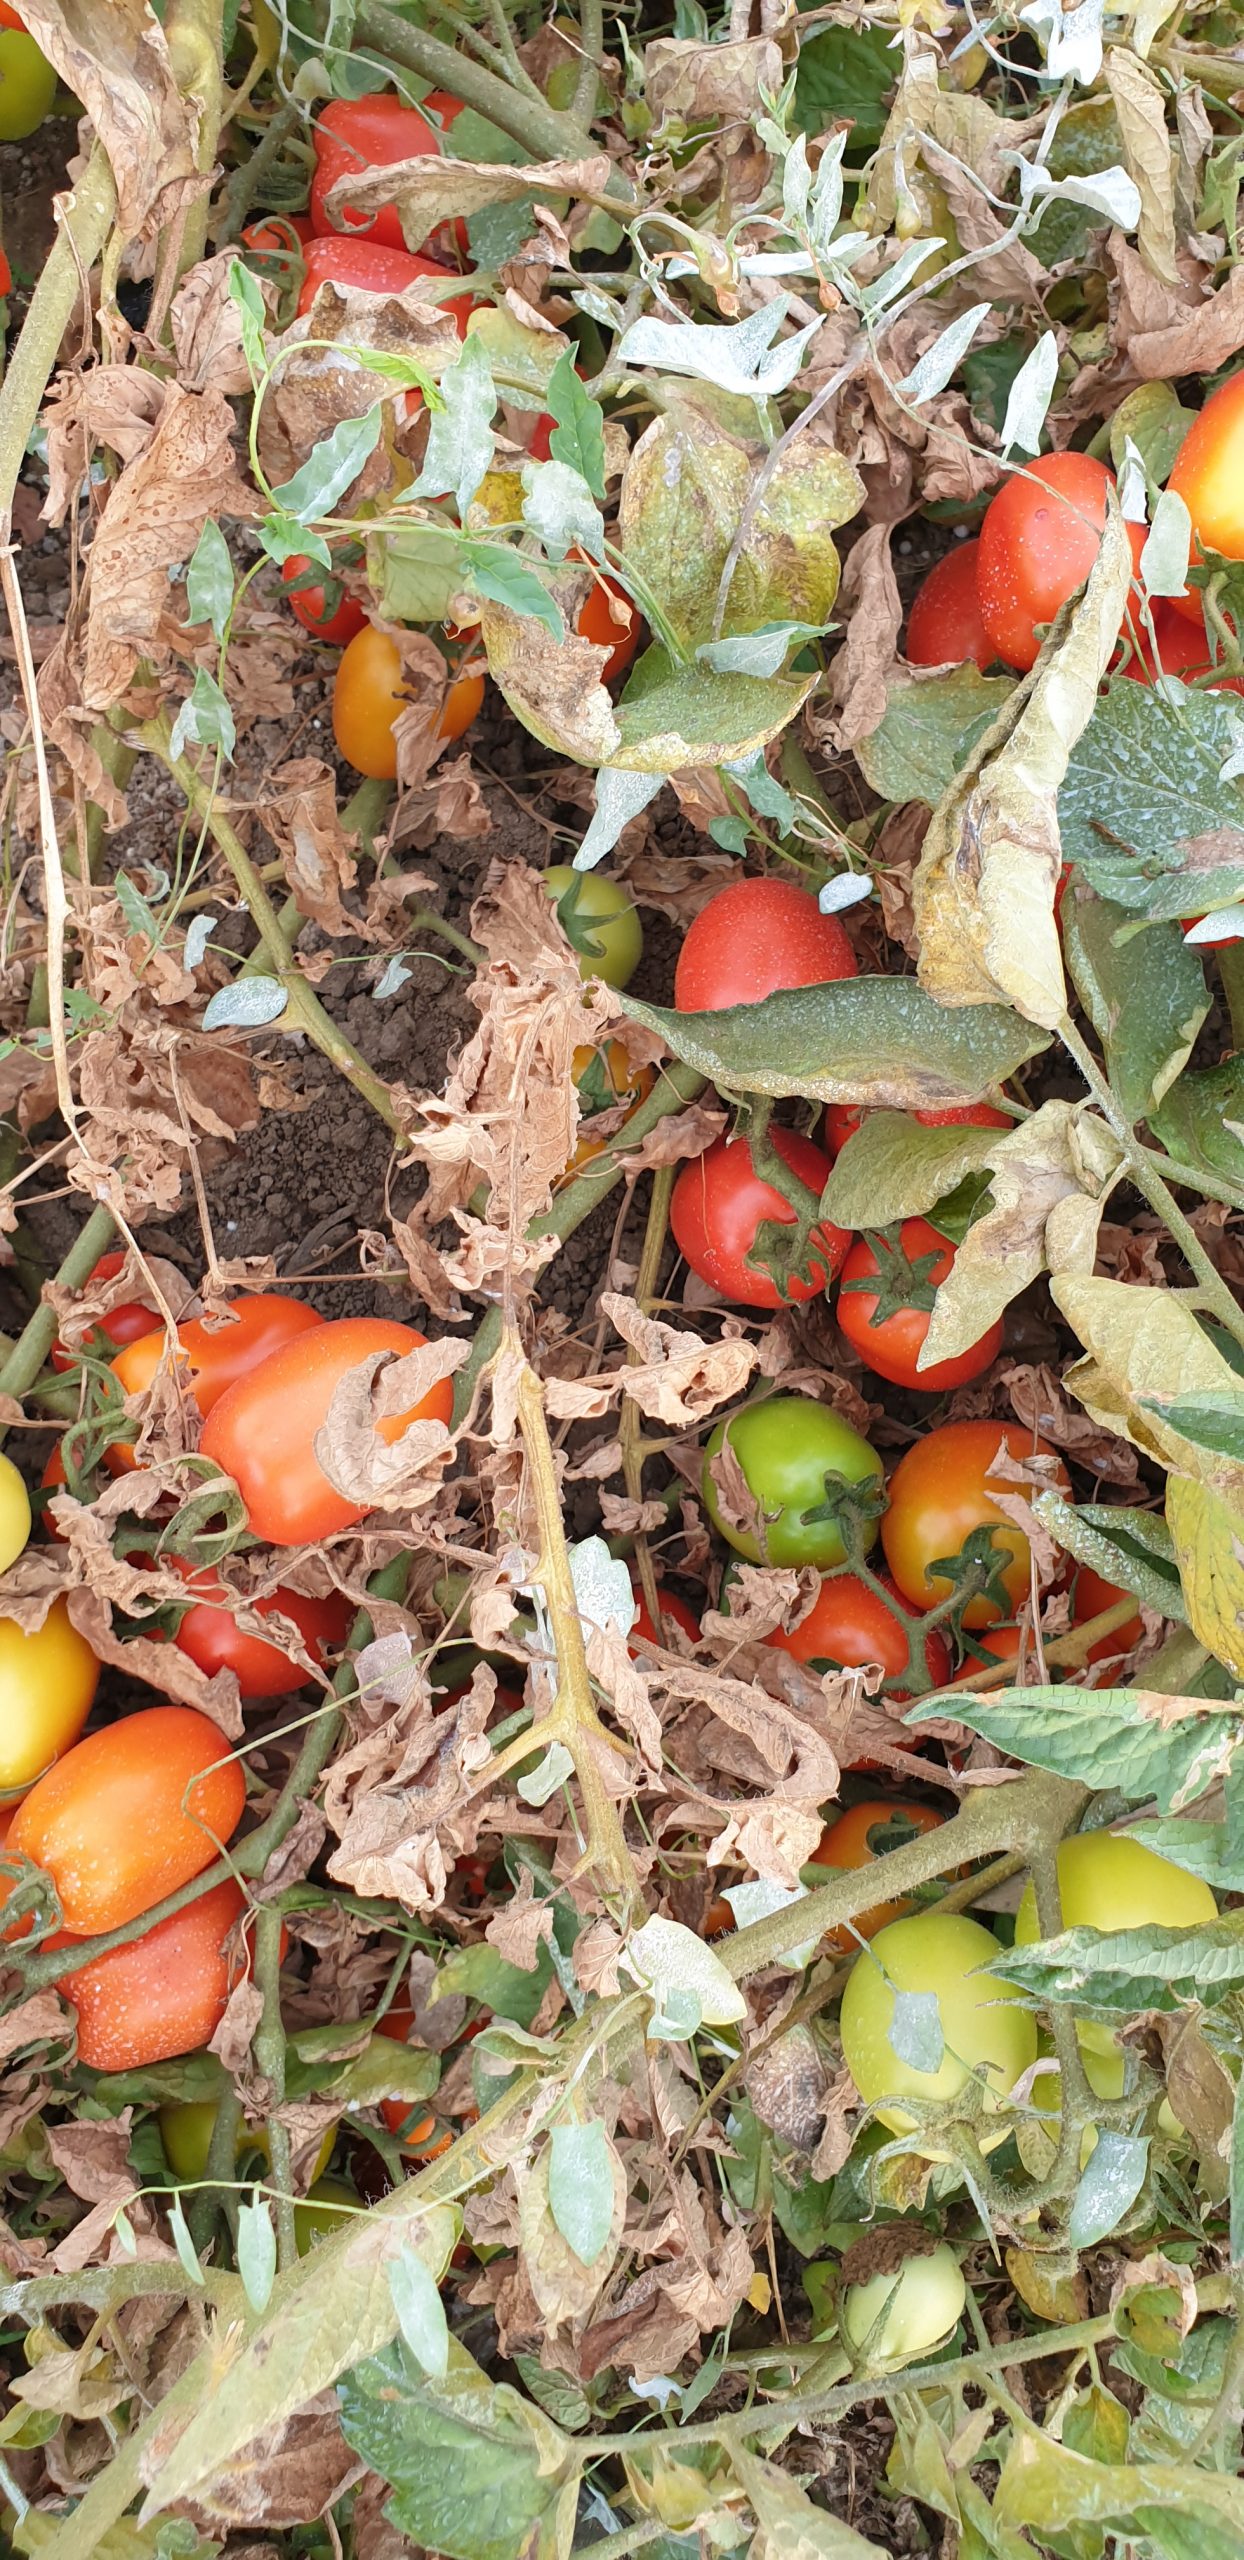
[703, 1396, 883, 1570]
[544, 865, 642, 991]
[671, 1126, 846, 1313]
[840, 1224, 944, 1324]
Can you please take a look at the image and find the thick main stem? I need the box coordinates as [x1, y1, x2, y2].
[353, 1, 606, 165]
[0, 144, 115, 528]
[0, 1203, 117, 1413]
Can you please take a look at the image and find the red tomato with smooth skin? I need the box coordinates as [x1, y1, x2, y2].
[671, 1128, 847, 1309]
[50, 1253, 158, 1372]
[333, 627, 482, 778]
[575, 567, 640, 683]
[297, 234, 473, 329]
[1168, 371, 1244, 622]
[1119, 599, 1244, 690]
[978, 454, 1145, 673]
[0, 247, 11, 298]
[311, 95, 443, 250]
[837, 1217, 1005, 1391]
[881, 1422, 1070, 1629]
[674, 877, 857, 1013]
[826, 1101, 1010, 1154]
[10, 1706, 246, 1935]
[170, 1567, 352, 1699]
[1071, 1561, 1143, 1667]
[810, 1798, 946, 1947]
[630, 1584, 700, 1649]
[905, 541, 994, 673]
[59, 1878, 248, 2072]
[767, 1571, 952, 1695]
[199, 1316, 454, 1546]
[281, 553, 367, 646]
[109, 1296, 325, 1470]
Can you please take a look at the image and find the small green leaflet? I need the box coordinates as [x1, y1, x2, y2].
[389, 2244, 450, 2378]
[415, 334, 497, 523]
[259, 512, 331, 570]
[271, 405, 383, 525]
[168, 667, 236, 762]
[227, 257, 267, 379]
[1140, 1395, 1244, 1464]
[990, 1918, 1244, 2014]
[521, 458, 604, 564]
[185, 519, 234, 641]
[203, 976, 289, 1031]
[547, 2122, 614, 2267]
[698, 623, 820, 677]
[460, 541, 564, 641]
[543, 346, 606, 501]
[236, 2193, 277, 2313]
[115, 870, 163, 943]
[1068, 2131, 1149, 2248]
[167, 2190, 205, 2288]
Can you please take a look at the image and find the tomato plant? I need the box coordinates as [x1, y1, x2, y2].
[0, 1598, 97, 1796]
[1014, 1828, 1215, 1949]
[199, 1315, 454, 1545]
[168, 1565, 352, 1699]
[810, 1798, 946, 1946]
[1167, 369, 1244, 617]
[839, 1909, 1037, 2148]
[825, 1100, 1010, 1153]
[703, 1396, 882, 1568]
[675, 877, 857, 1011]
[881, 1421, 1070, 1627]
[977, 454, 1145, 672]
[837, 1218, 1005, 1390]
[671, 1127, 846, 1309]
[575, 566, 641, 682]
[160, 2092, 335, 2181]
[9, 1705, 246, 1933]
[565, 1039, 654, 1172]
[333, 627, 484, 778]
[60, 1878, 248, 2072]
[50, 1253, 157, 1371]
[767, 1572, 952, 1694]
[1070, 1561, 1143, 1665]
[1120, 599, 1244, 688]
[544, 865, 642, 990]
[0, 17, 55, 139]
[109, 1295, 325, 1468]
[280, 551, 367, 646]
[905, 540, 994, 672]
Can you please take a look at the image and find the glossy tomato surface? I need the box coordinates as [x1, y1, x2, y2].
[576, 570, 640, 682]
[1014, 1828, 1215, 1948]
[62, 1878, 247, 2072]
[671, 1128, 846, 1310]
[310, 95, 442, 249]
[172, 1568, 352, 1698]
[109, 1296, 325, 1469]
[839, 1909, 1036, 2146]
[837, 1217, 1005, 1391]
[978, 454, 1144, 673]
[1168, 370, 1244, 616]
[0, 1599, 97, 1797]
[703, 1396, 882, 1569]
[0, 24, 55, 137]
[1119, 599, 1244, 687]
[811, 1797, 946, 1946]
[767, 1571, 952, 1695]
[333, 627, 481, 779]
[50, 1253, 157, 1372]
[0, 1450, 29, 1573]
[200, 1316, 454, 1546]
[297, 234, 472, 328]
[905, 540, 993, 672]
[10, 1705, 245, 1934]
[882, 1421, 1070, 1628]
[544, 866, 642, 991]
[674, 877, 857, 1012]
[1070, 1560, 1143, 1665]
[281, 552, 367, 646]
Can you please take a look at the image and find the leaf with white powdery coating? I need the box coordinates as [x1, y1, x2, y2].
[855, 666, 1016, 807]
[820, 1112, 1000, 1229]
[1054, 1274, 1244, 1506]
[905, 1683, 1241, 1810]
[547, 2121, 618, 2266]
[621, 980, 1050, 1108]
[992, 1922, 1244, 2016]
[1062, 891, 1208, 1121]
[338, 2336, 577, 2560]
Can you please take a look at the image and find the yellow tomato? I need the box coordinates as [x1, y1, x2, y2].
[294, 2174, 360, 2252]
[160, 2096, 336, 2184]
[0, 1598, 98, 1796]
[839, 1911, 1036, 2157]
[1015, 1830, 1216, 2064]
[0, 1451, 31, 1571]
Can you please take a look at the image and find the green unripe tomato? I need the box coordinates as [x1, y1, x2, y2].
[160, 2097, 335, 2183]
[839, 1911, 1037, 2156]
[293, 2174, 359, 2252]
[1015, 1831, 1217, 2060]
[840, 2238, 966, 2371]
[0, 28, 56, 138]
[703, 1395, 882, 1569]
[544, 865, 643, 991]
[0, 1452, 30, 1573]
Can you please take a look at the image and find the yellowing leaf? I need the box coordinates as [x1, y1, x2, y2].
[1053, 1275, 1244, 1505]
[920, 1100, 1114, 1368]
[1103, 49, 1179, 286]
[1166, 1474, 1244, 1681]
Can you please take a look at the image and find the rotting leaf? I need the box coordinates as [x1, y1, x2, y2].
[17, 0, 202, 241]
[324, 153, 613, 255]
[1054, 1276, 1244, 1506]
[919, 1102, 1117, 1368]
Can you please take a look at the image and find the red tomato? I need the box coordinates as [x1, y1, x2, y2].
[333, 627, 483, 779]
[905, 541, 994, 672]
[881, 1422, 1070, 1630]
[50, 1253, 158, 1373]
[0, 6, 24, 26]
[109, 1297, 325, 1471]
[1071, 1562, 1143, 1666]
[1167, 370, 1244, 623]
[528, 413, 555, 461]
[674, 877, 857, 1012]
[311, 95, 442, 250]
[768, 1572, 952, 1695]
[810, 1798, 946, 1948]
[977, 454, 1145, 673]
[1119, 600, 1244, 692]
[630, 1585, 700, 1648]
[973, 1620, 1022, 1677]
[9, 1706, 245, 1935]
[38, 1446, 66, 1538]
[60, 1878, 248, 2072]
[575, 566, 640, 683]
[0, 246, 11, 298]
[837, 1217, 1005, 1392]
[670, 1128, 847, 1309]
[826, 1101, 1009, 1154]
[297, 234, 473, 331]
[242, 212, 314, 264]
[281, 552, 367, 646]
[199, 1316, 454, 1546]
[169, 1566, 352, 1699]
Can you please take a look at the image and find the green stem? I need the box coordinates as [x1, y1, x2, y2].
[218, 97, 301, 241]
[82, 725, 135, 882]
[353, 2, 607, 164]
[405, 906, 486, 969]
[571, 0, 604, 124]
[187, 2085, 242, 2255]
[622, 1163, 674, 1633]
[0, 143, 115, 528]
[253, 1903, 296, 2269]
[165, 0, 226, 279]
[1217, 944, 1244, 1057]
[342, 773, 393, 860]
[0, 1203, 117, 1414]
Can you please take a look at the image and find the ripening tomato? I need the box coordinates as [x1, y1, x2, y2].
[837, 1218, 1005, 1391]
[38, 1446, 66, 1539]
[332, 627, 483, 779]
[544, 865, 642, 991]
[160, 2089, 336, 2182]
[1015, 1827, 1216, 1950]
[881, 1421, 1071, 1629]
[1168, 372, 1244, 622]
[977, 454, 1146, 673]
[671, 1128, 847, 1310]
[200, 1316, 454, 1546]
[1070, 1560, 1143, 1665]
[840, 1910, 1036, 2151]
[905, 541, 994, 672]
[767, 1571, 952, 1696]
[0, 1599, 97, 1797]
[1119, 600, 1244, 689]
[242, 211, 314, 257]
[811, 1798, 946, 1949]
[674, 877, 857, 1013]
[0, 1450, 30, 1572]
[0, 21, 56, 138]
[825, 1100, 1010, 1154]
[10, 1706, 245, 1934]
[60, 1878, 248, 2073]
[839, 2238, 966, 2371]
[575, 567, 640, 683]
[169, 1564, 352, 1699]
[310, 95, 448, 251]
[50, 1254, 158, 1373]
[631, 1583, 700, 1649]
[565, 1039, 654, 1173]
[294, 2175, 361, 2251]
[281, 553, 367, 647]
[528, 413, 555, 462]
[109, 1296, 325, 1470]
[297, 234, 474, 330]
[703, 1396, 882, 1570]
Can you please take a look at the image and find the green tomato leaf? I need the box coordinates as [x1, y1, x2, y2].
[621, 980, 1051, 1108]
[610, 661, 815, 772]
[1059, 680, 1244, 911]
[259, 512, 331, 570]
[228, 255, 267, 379]
[544, 345, 606, 501]
[237, 2193, 277, 2315]
[1150, 1054, 1244, 1192]
[167, 2191, 205, 2290]
[521, 457, 604, 563]
[888, 1988, 944, 2076]
[1068, 2132, 1149, 2249]
[184, 518, 234, 641]
[168, 666, 235, 762]
[1062, 890, 1209, 1123]
[1126, 1817, 1244, 1892]
[991, 1921, 1244, 2016]
[461, 542, 564, 641]
[547, 2122, 616, 2266]
[431, 1939, 554, 2030]
[820, 1112, 998, 1230]
[203, 975, 289, 1031]
[338, 2337, 576, 2560]
[416, 333, 497, 523]
[368, 523, 464, 626]
[389, 2245, 450, 2379]
[792, 21, 895, 147]
[1107, 381, 1197, 487]
[270, 404, 383, 524]
[1032, 1491, 1184, 1619]
[905, 1685, 1241, 1811]
[855, 666, 1016, 807]
[1141, 1396, 1244, 1463]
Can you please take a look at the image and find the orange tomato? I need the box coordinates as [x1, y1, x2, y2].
[199, 1316, 454, 1546]
[575, 568, 640, 683]
[59, 1878, 249, 2071]
[1168, 372, 1244, 622]
[9, 1706, 245, 1935]
[109, 1296, 325, 1470]
[1071, 1562, 1143, 1670]
[811, 1798, 945, 1949]
[565, 1039, 654, 1173]
[333, 628, 483, 778]
[50, 1253, 158, 1372]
